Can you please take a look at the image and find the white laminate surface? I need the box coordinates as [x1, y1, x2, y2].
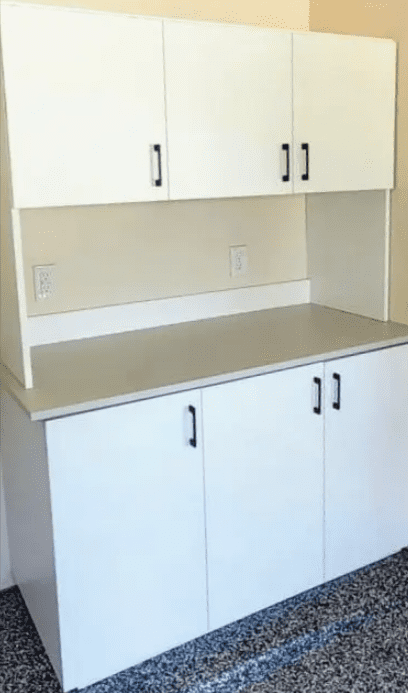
[1, 303, 408, 421]
[324, 344, 408, 581]
[202, 363, 324, 631]
[45, 389, 207, 690]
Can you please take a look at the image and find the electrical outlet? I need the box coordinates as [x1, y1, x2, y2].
[230, 245, 248, 278]
[33, 265, 55, 300]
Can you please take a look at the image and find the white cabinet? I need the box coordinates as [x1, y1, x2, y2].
[324, 344, 408, 582]
[2, 340, 408, 691]
[202, 364, 324, 631]
[0, 3, 396, 207]
[293, 32, 396, 193]
[0, 3, 168, 207]
[45, 390, 207, 691]
[163, 21, 293, 200]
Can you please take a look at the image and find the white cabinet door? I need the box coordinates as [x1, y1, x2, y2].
[293, 32, 396, 193]
[325, 344, 408, 583]
[0, 4, 168, 207]
[164, 21, 293, 200]
[202, 364, 324, 632]
[45, 391, 207, 692]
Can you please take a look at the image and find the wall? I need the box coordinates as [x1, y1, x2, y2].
[6, 0, 309, 29]
[309, 0, 408, 326]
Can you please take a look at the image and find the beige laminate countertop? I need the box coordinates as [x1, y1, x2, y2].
[2, 303, 408, 421]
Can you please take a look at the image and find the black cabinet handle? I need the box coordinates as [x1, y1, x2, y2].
[313, 377, 321, 415]
[282, 143, 290, 182]
[188, 405, 197, 447]
[333, 373, 341, 410]
[151, 144, 162, 187]
[301, 143, 309, 181]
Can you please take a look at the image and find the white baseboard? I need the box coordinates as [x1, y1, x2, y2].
[28, 280, 310, 346]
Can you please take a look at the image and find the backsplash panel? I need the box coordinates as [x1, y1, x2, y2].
[21, 195, 308, 316]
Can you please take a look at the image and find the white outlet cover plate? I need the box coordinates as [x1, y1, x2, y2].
[230, 245, 248, 278]
[33, 265, 55, 300]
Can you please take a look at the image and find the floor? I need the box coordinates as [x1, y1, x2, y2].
[1, 549, 407, 693]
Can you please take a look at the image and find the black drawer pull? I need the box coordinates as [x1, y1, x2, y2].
[151, 144, 162, 187]
[188, 405, 197, 447]
[282, 143, 290, 182]
[301, 143, 309, 181]
[313, 377, 321, 415]
[333, 373, 341, 410]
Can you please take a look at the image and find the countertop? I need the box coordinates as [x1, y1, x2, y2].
[2, 303, 408, 421]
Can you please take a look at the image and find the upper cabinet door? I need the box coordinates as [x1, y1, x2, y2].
[293, 32, 396, 193]
[163, 21, 293, 200]
[0, 4, 168, 207]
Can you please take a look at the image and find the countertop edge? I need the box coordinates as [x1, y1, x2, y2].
[3, 332, 407, 422]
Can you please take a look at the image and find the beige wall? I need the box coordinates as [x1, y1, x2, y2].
[8, 0, 310, 316]
[309, 0, 408, 325]
[9, 0, 309, 30]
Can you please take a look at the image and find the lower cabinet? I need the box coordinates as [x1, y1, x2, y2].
[324, 343, 408, 582]
[44, 363, 327, 689]
[3, 342, 408, 691]
[202, 363, 325, 631]
[45, 389, 208, 691]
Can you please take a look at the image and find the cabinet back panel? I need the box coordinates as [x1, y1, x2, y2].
[21, 195, 308, 316]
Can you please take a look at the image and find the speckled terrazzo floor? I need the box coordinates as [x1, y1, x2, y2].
[1, 549, 407, 693]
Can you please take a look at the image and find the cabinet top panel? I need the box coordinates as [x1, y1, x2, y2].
[1, 304, 408, 421]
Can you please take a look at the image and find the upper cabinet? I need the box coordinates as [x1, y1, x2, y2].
[0, 4, 168, 207]
[163, 21, 293, 200]
[293, 32, 396, 193]
[0, 3, 397, 208]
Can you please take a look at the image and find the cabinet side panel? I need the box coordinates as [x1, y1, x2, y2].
[0, 50, 31, 387]
[1, 456, 14, 589]
[0, 390, 63, 685]
[306, 190, 387, 320]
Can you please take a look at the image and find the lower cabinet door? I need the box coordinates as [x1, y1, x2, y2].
[45, 390, 207, 692]
[202, 364, 324, 632]
[324, 344, 408, 583]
